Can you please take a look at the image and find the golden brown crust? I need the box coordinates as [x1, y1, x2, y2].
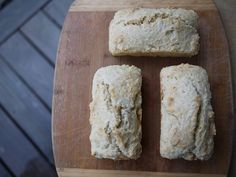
[109, 8, 199, 57]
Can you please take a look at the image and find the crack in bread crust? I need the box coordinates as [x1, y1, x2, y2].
[123, 12, 195, 27]
[124, 13, 169, 26]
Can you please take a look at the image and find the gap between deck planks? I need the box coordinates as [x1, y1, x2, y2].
[44, 0, 75, 27]
[0, 107, 57, 177]
[0, 56, 54, 164]
[0, 161, 13, 177]
[0, 33, 54, 109]
[0, 0, 50, 44]
[21, 11, 61, 64]
[0, 0, 74, 176]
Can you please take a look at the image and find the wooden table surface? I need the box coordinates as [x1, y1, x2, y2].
[214, 0, 236, 176]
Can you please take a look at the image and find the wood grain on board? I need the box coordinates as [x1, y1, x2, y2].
[57, 168, 226, 177]
[52, 0, 233, 177]
[70, 0, 216, 11]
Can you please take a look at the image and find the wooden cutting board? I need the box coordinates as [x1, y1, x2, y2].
[52, 0, 234, 176]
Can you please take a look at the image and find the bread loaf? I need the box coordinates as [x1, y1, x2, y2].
[109, 8, 199, 57]
[160, 64, 215, 160]
[89, 65, 142, 160]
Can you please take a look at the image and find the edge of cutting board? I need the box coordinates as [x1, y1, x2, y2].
[69, 0, 217, 11]
[52, 0, 234, 177]
[57, 168, 226, 177]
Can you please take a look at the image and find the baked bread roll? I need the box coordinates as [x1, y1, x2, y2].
[89, 65, 142, 160]
[160, 64, 216, 160]
[109, 8, 199, 57]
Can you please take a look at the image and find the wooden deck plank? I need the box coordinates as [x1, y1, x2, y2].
[21, 11, 61, 63]
[0, 57, 54, 164]
[0, 163, 13, 177]
[44, 0, 74, 26]
[0, 108, 57, 177]
[0, 0, 50, 44]
[0, 32, 53, 108]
